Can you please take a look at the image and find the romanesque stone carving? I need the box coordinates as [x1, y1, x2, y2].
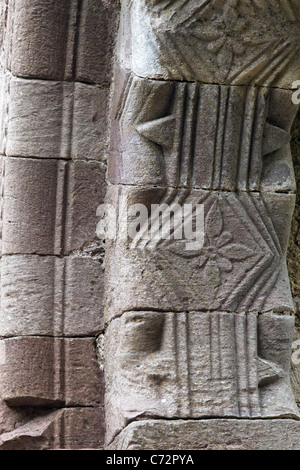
[105, 0, 300, 448]
[124, 0, 300, 87]
[106, 312, 298, 441]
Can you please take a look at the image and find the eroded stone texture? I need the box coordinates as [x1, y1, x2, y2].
[0, 337, 103, 406]
[75, 0, 119, 85]
[109, 72, 297, 190]
[4, 0, 118, 84]
[105, 186, 296, 321]
[63, 159, 106, 254]
[1, 157, 106, 255]
[288, 111, 300, 407]
[71, 83, 110, 160]
[108, 419, 300, 450]
[105, 311, 298, 443]
[119, 0, 300, 88]
[0, 255, 104, 336]
[4, 77, 109, 160]
[105, 0, 300, 448]
[0, 399, 39, 435]
[0, 0, 111, 451]
[0, 409, 64, 450]
[0, 407, 105, 450]
[2, 157, 67, 254]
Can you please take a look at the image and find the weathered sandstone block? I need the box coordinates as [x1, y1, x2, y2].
[5, 0, 117, 83]
[109, 73, 298, 190]
[105, 0, 300, 449]
[0, 337, 103, 406]
[0, 407, 105, 450]
[0, 0, 111, 452]
[105, 311, 298, 442]
[0, 255, 104, 336]
[108, 419, 300, 450]
[1, 157, 106, 255]
[105, 186, 295, 320]
[5, 78, 109, 159]
[118, 0, 300, 88]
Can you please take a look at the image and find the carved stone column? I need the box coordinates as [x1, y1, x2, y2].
[105, 0, 300, 449]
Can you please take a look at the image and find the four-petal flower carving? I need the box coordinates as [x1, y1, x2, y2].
[168, 200, 254, 279]
[189, 0, 268, 80]
[197, 201, 254, 275]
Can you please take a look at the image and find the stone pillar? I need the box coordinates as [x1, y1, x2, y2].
[105, 0, 300, 449]
[0, 0, 118, 449]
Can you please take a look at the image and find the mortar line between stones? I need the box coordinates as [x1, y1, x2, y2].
[127, 70, 299, 92]
[105, 181, 296, 195]
[2, 65, 297, 92]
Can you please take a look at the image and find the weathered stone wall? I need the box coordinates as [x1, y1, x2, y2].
[0, 0, 119, 449]
[289, 111, 300, 406]
[0, 0, 300, 450]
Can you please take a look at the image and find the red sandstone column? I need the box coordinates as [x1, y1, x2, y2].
[0, 0, 118, 450]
